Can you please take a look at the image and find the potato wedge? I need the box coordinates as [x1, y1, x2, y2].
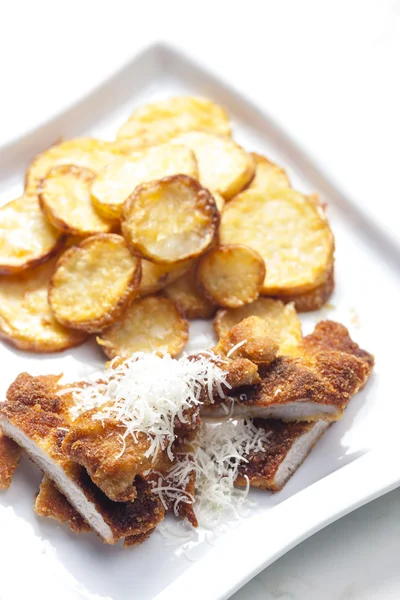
[220, 188, 334, 295]
[138, 258, 193, 297]
[248, 153, 290, 194]
[0, 195, 64, 275]
[274, 266, 334, 312]
[91, 143, 198, 219]
[116, 96, 231, 148]
[171, 131, 255, 200]
[197, 245, 265, 308]
[49, 234, 141, 333]
[164, 267, 216, 319]
[122, 175, 219, 264]
[38, 165, 113, 235]
[25, 138, 121, 195]
[0, 260, 87, 352]
[214, 298, 302, 356]
[97, 295, 188, 359]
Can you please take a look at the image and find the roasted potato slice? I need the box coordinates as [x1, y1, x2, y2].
[49, 234, 141, 333]
[171, 131, 255, 200]
[211, 191, 225, 213]
[220, 189, 334, 295]
[91, 143, 198, 219]
[197, 244, 265, 308]
[97, 295, 188, 359]
[122, 175, 219, 264]
[25, 138, 121, 195]
[248, 153, 290, 194]
[0, 260, 87, 352]
[138, 258, 193, 297]
[274, 266, 334, 312]
[38, 165, 113, 235]
[0, 195, 64, 275]
[214, 297, 302, 356]
[116, 96, 231, 148]
[164, 267, 216, 319]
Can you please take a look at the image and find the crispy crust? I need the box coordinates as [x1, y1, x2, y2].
[164, 266, 216, 319]
[203, 320, 373, 421]
[273, 266, 335, 312]
[196, 245, 266, 308]
[0, 432, 22, 489]
[97, 295, 189, 359]
[0, 373, 164, 543]
[49, 234, 142, 333]
[235, 420, 327, 490]
[38, 165, 113, 236]
[0, 195, 65, 275]
[35, 476, 91, 533]
[213, 298, 302, 356]
[63, 409, 162, 502]
[213, 316, 278, 366]
[122, 175, 220, 265]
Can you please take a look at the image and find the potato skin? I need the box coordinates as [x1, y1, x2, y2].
[122, 175, 220, 264]
[48, 234, 142, 333]
[196, 244, 266, 308]
[163, 266, 216, 319]
[97, 295, 189, 359]
[0, 195, 66, 275]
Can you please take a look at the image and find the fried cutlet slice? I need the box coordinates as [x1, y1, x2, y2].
[63, 408, 165, 503]
[202, 321, 373, 421]
[35, 476, 91, 533]
[213, 316, 279, 366]
[0, 373, 164, 544]
[35, 475, 161, 547]
[235, 419, 330, 490]
[0, 431, 23, 489]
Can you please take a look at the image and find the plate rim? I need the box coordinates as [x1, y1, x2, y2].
[1, 40, 398, 600]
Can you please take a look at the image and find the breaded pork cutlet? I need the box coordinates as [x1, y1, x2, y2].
[236, 419, 330, 491]
[0, 373, 164, 544]
[202, 321, 374, 421]
[0, 432, 23, 489]
[35, 475, 159, 547]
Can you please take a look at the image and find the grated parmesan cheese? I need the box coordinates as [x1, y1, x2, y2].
[152, 419, 270, 529]
[69, 351, 231, 461]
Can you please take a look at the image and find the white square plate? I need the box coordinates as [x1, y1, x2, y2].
[0, 43, 399, 600]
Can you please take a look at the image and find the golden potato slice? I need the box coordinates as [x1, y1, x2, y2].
[49, 234, 141, 333]
[122, 175, 219, 264]
[91, 143, 198, 219]
[25, 138, 121, 195]
[38, 165, 113, 235]
[0, 260, 87, 352]
[211, 191, 225, 213]
[164, 267, 216, 319]
[116, 96, 231, 148]
[197, 245, 265, 308]
[220, 188, 334, 295]
[248, 153, 291, 194]
[214, 298, 302, 356]
[0, 195, 64, 275]
[274, 266, 334, 312]
[171, 131, 255, 200]
[138, 258, 193, 298]
[97, 295, 188, 359]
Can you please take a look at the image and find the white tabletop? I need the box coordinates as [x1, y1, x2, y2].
[1, 1, 400, 598]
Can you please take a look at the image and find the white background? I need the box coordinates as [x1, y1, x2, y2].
[1, 1, 400, 598]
